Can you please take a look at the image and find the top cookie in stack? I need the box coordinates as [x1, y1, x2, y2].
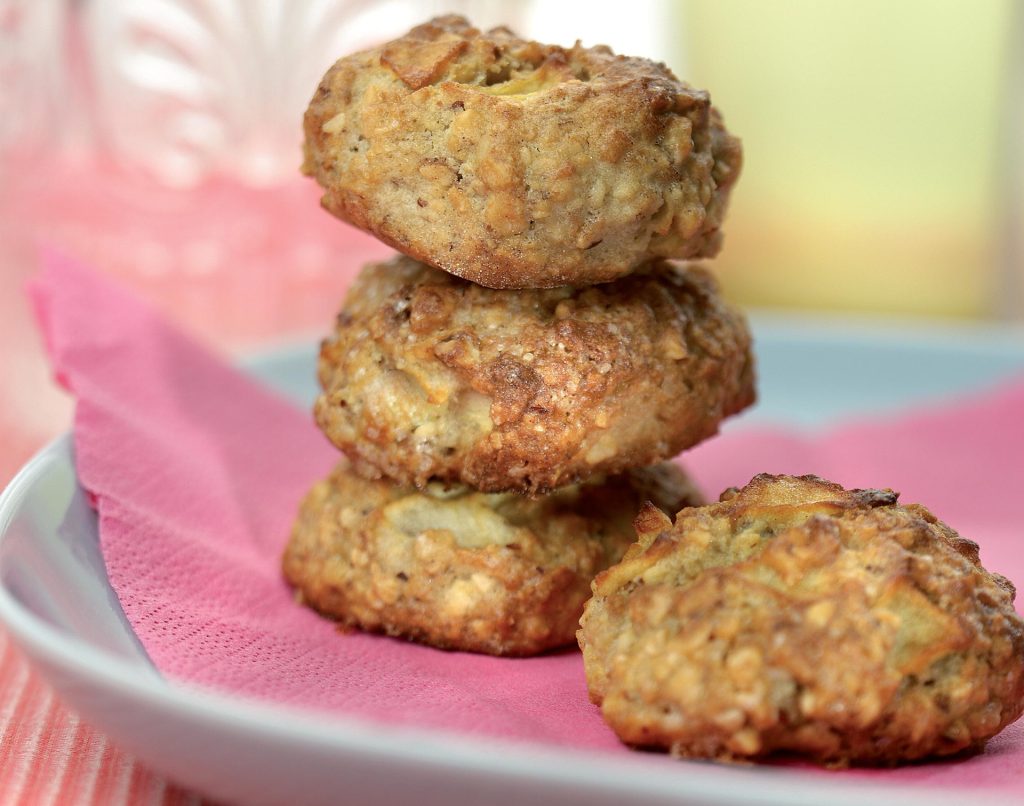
[285, 15, 753, 656]
[302, 14, 742, 289]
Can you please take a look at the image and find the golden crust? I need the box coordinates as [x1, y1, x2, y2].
[315, 255, 755, 494]
[578, 474, 1024, 765]
[283, 460, 702, 657]
[302, 15, 742, 289]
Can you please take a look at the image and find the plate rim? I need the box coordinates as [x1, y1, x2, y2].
[0, 434, 990, 805]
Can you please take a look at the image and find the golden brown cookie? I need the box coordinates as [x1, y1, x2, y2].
[302, 15, 742, 289]
[283, 460, 702, 656]
[315, 255, 755, 494]
[578, 474, 1024, 765]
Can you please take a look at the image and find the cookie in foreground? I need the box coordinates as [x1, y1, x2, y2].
[578, 473, 1024, 765]
[284, 460, 702, 657]
[302, 15, 741, 289]
[316, 255, 755, 494]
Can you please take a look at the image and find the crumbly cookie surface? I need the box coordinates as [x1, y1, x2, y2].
[302, 15, 742, 289]
[578, 474, 1024, 765]
[283, 460, 702, 656]
[315, 255, 755, 494]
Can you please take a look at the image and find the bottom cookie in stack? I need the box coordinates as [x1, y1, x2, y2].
[283, 459, 702, 656]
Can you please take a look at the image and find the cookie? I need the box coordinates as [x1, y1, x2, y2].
[578, 474, 1024, 765]
[283, 460, 702, 656]
[315, 255, 755, 494]
[302, 15, 741, 289]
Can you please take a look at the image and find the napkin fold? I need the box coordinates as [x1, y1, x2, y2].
[29, 251, 1024, 791]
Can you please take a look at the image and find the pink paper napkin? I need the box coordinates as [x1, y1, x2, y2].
[29, 251, 1024, 793]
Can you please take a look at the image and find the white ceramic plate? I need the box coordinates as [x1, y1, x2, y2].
[2, 315, 1023, 806]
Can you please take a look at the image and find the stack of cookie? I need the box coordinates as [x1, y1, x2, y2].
[282, 15, 754, 656]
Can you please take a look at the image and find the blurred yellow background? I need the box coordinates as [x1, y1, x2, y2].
[2, 0, 1022, 486]
[678, 0, 1019, 319]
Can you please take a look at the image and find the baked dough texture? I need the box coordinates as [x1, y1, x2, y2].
[315, 255, 755, 494]
[283, 460, 702, 656]
[578, 474, 1024, 765]
[302, 15, 742, 289]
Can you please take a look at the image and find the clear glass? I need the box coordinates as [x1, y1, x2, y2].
[0, 0, 516, 481]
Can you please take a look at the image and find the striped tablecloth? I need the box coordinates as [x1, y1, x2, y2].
[0, 627, 204, 805]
